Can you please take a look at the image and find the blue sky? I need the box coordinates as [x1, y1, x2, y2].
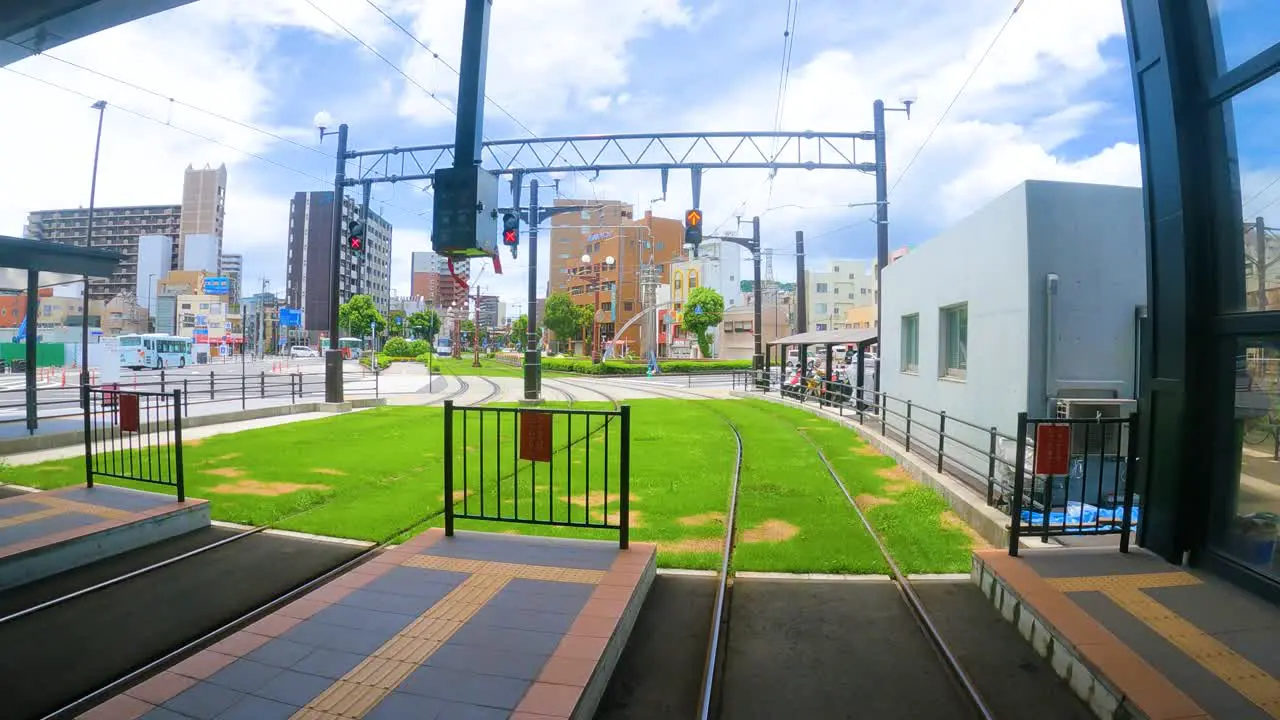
[0, 0, 1275, 307]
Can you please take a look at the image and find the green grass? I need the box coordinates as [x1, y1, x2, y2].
[426, 355, 524, 378]
[0, 399, 976, 573]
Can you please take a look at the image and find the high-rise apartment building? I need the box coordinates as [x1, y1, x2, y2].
[285, 191, 393, 334]
[25, 204, 182, 301]
[183, 234, 220, 273]
[220, 253, 243, 307]
[805, 259, 876, 331]
[410, 252, 470, 309]
[477, 295, 500, 328]
[179, 164, 227, 267]
[549, 201, 683, 351]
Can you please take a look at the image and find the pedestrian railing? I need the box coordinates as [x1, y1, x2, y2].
[1008, 412, 1140, 555]
[83, 385, 186, 501]
[442, 400, 631, 548]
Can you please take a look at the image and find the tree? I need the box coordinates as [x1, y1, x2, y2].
[544, 292, 587, 353]
[338, 294, 385, 337]
[407, 309, 441, 341]
[511, 315, 529, 350]
[386, 310, 406, 336]
[683, 286, 725, 358]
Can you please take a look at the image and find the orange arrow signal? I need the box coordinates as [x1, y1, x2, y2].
[686, 209, 702, 227]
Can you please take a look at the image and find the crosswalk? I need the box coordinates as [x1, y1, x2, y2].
[0, 376, 63, 392]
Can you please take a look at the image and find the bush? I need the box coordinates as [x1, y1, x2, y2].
[382, 337, 430, 357]
[539, 357, 752, 375]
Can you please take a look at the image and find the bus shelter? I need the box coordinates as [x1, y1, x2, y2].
[0, 235, 122, 434]
[767, 327, 879, 391]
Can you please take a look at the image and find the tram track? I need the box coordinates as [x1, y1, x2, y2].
[692, 399, 996, 720]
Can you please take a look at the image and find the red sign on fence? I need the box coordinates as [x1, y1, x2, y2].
[118, 393, 140, 433]
[1034, 424, 1071, 475]
[520, 411, 553, 463]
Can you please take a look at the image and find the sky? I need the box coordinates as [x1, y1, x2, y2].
[0, 0, 1277, 311]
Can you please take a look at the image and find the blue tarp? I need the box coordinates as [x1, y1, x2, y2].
[1019, 501, 1141, 534]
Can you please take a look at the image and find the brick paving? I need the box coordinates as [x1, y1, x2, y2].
[80, 529, 655, 720]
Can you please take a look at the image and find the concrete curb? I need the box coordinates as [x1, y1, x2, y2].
[732, 391, 1013, 549]
[0, 397, 389, 456]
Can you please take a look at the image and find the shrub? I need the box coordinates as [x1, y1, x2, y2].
[382, 337, 430, 357]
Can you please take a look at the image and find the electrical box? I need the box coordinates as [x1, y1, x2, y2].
[431, 165, 499, 258]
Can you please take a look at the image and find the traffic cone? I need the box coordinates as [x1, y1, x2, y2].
[61, 368, 66, 387]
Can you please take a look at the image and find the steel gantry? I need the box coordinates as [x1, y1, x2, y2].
[317, 0, 908, 403]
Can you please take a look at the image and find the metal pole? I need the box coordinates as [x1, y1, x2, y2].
[360, 181, 372, 298]
[525, 178, 541, 400]
[1256, 216, 1267, 310]
[592, 278, 602, 364]
[454, 0, 491, 168]
[473, 285, 481, 368]
[873, 99, 889, 393]
[25, 269, 39, 434]
[795, 230, 807, 372]
[81, 101, 107, 401]
[752, 216, 763, 372]
[326, 123, 349, 404]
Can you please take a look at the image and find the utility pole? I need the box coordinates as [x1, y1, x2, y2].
[796, 230, 807, 372]
[703, 217, 765, 372]
[525, 177, 539, 399]
[1257, 216, 1268, 311]
[473, 283, 482, 368]
[873, 97, 912, 392]
[322, 122, 348, 404]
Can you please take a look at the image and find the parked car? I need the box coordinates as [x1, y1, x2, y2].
[290, 345, 319, 358]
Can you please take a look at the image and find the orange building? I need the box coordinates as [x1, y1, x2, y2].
[549, 201, 682, 353]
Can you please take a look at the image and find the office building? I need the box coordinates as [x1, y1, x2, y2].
[805, 259, 875, 331]
[179, 164, 227, 267]
[285, 191, 393, 335]
[24, 204, 181, 301]
[182, 233, 220, 274]
[549, 201, 683, 352]
[410, 252, 470, 309]
[220, 253, 243, 307]
[135, 235, 173, 319]
[477, 295, 500, 329]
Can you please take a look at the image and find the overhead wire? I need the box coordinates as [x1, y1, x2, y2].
[766, 0, 801, 209]
[885, 0, 1026, 200]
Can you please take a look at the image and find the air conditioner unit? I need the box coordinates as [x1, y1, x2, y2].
[1055, 398, 1136, 456]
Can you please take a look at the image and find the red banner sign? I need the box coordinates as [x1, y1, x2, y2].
[519, 412, 553, 463]
[119, 393, 140, 433]
[1034, 424, 1071, 475]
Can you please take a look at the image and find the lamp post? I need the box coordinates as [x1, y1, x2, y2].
[80, 100, 107, 400]
[579, 253, 615, 364]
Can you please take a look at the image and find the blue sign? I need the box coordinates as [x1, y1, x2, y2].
[204, 277, 231, 295]
[13, 317, 27, 343]
[279, 308, 302, 328]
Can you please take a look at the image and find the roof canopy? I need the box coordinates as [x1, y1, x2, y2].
[768, 328, 878, 346]
[0, 235, 123, 291]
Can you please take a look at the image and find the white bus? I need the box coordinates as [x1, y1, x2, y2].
[119, 334, 195, 370]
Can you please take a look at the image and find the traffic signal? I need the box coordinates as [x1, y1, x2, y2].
[501, 212, 519, 259]
[347, 219, 366, 254]
[684, 208, 703, 251]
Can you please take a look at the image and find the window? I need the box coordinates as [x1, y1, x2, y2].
[940, 303, 967, 379]
[849, 273, 856, 279]
[815, 303, 828, 315]
[815, 282, 829, 293]
[688, 270, 699, 289]
[900, 314, 919, 372]
[623, 301, 634, 311]
[674, 271, 683, 292]
[833, 266, 840, 272]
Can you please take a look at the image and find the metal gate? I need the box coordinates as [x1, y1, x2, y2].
[83, 385, 186, 501]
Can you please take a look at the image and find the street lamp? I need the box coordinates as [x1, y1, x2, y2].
[80, 100, 107, 399]
[145, 273, 156, 332]
[579, 253, 615, 364]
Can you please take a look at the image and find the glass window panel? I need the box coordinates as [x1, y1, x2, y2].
[1227, 71, 1280, 312]
[1208, 0, 1280, 74]
[900, 314, 919, 372]
[1224, 336, 1280, 578]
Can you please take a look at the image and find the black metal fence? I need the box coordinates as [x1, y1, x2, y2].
[442, 400, 631, 548]
[734, 370, 1019, 506]
[82, 385, 186, 501]
[1009, 412, 1139, 555]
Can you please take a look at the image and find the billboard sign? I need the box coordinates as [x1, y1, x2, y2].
[279, 307, 302, 327]
[203, 277, 231, 295]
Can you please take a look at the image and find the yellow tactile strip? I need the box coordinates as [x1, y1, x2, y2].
[292, 548, 616, 719]
[1048, 572, 1280, 718]
[976, 550, 1207, 720]
[0, 494, 133, 531]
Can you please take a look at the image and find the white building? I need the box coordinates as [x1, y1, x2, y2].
[880, 180, 1146, 470]
[182, 233, 220, 274]
[135, 235, 172, 319]
[806, 259, 875, 331]
[671, 239, 743, 309]
[220, 253, 243, 306]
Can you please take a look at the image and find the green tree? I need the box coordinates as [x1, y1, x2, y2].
[543, 292, 587, 353]
[387, 310, 406, 336]
[338, 294, 385, 337]
[407, 309, 441, 341]
[511, 315, 529, 350]
[683, 286, 725, 358]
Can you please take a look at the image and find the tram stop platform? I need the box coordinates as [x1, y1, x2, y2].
[973, 547, 1280, 720]
[81, 528, 657, 720]
[0, 484, 209, 592]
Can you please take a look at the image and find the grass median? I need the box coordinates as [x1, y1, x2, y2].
[0, 399, 977, 573]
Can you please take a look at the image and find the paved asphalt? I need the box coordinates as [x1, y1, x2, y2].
[0, 527, 362, 720]
[598, 575, 1094, 720]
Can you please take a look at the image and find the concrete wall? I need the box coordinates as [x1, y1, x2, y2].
[182, 233, 220, 273]
[1023, 182, 1146, 412]
[136, 235, 172, 318]
[880, 182, 1032, 462]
